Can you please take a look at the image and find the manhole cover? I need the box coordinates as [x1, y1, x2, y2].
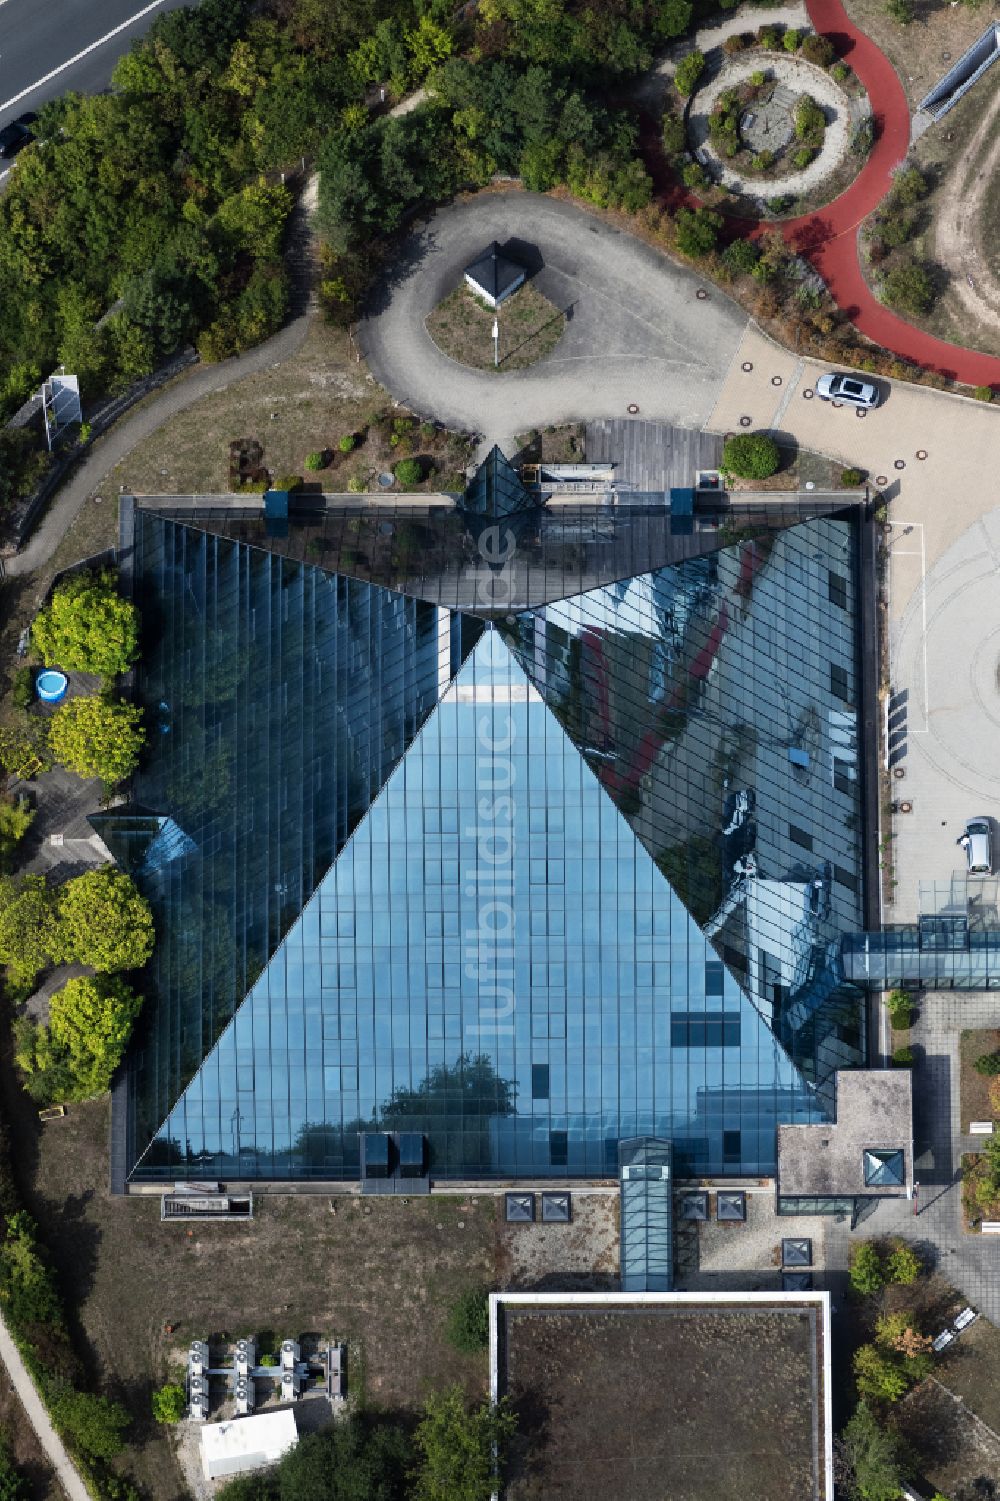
[803, 388, 815, 399]
[742, 361, 754, 372]
[739, 415, 753, 427]
[916, 449, 927, 460]
[771, 375, 783, 386]
[696, 288, 709, 300]
[378, 472, 395, 488]
[628, 403, 640, 414]
[876, 474, 888, 485]
[894, 459, 905, 470]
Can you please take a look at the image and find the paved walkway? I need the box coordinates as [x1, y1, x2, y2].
[359, 192, 750, 450]
[0, 1309, 89, 1501]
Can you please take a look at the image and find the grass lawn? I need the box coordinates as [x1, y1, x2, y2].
[4, 1080, 497, 1501]
[959, 1027, 1000, 1131]
[897, 1374, 1000, 1498]
[842, 0, 991, 109]
[426, 283, 565, 373]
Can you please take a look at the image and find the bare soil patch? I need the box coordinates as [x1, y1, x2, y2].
[959, 1027, 1000, 1130]
[842, 0, 994, 109]
[425, 283, 565, 373]
[502, 1303, 821, 1501]
[897, 1375, 1000, 1500]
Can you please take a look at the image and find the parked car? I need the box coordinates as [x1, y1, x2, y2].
[815, 372, 880, 409]
[0, 114, 37, 162]
[958, 817, 993, 875]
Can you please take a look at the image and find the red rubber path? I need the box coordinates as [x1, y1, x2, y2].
[666, 0, 1000, 387]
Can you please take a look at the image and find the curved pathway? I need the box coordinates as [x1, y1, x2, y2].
[0, 1309, 90, 1501]
[669, 0, 1000, 386]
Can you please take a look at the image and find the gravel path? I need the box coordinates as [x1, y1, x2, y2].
[0, 1311, 90, 1501]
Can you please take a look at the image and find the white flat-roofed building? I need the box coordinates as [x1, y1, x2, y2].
[200, 1410, 297, 1482]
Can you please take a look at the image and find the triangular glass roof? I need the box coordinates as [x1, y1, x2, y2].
[863, 1148, 905, 1187]
[134, 628, 821, 1181]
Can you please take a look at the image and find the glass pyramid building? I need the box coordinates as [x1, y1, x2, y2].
[107, 452, 868, 1185]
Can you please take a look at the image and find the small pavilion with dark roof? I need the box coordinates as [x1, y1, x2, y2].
[463, 241, 526, 308]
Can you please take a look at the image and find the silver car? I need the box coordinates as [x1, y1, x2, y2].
[958, 817, 993, 875]
[815, 372, 880, 409]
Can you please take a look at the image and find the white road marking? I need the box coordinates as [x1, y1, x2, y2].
[887, 519, 929, 735]
[0, 0, 167, 114]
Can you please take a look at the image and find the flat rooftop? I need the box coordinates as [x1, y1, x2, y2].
[777, 1068, 913, 1198]
[493, 1292, 831, 1501]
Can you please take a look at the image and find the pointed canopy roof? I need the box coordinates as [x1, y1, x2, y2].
[464, 241, 525, 302]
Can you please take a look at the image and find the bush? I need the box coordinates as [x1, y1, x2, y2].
[11, 668, 33, 711]
[893, 166, 928, 205]
[852, 119, 875, 157]
[793, 147, 814, 169]
[722, 432, 780, 479]
[756, 25, 779, 46]
[892, 1045, 914, 1067]
[853, 1344, 909, 1403]
[723, 32, 747, 53]
[31, 571, 139, 681]
[886, 1240, 921, 1285]
[50, 1389, 130, 1462]
[661, 112, 687, 155]
[152, 1384, 186, 1424]
[839, 1403, 903, 1501]
[886, 0, 914, 22]
[674, 206, 722, 258]
[801, 33, 835, 65]
[783, 27, 801, 49]
[446, 1289, 490, 1353]
[795, 96, 825, 142]
[974, 385, 994, 402]
[394, 458, 423, 487]
[881, 260, 934, 315]
[722, 238, 761, 275]
[682, 161, 708, 189]
[338, 433, 357, 453]
[974, 1050, 1000, 1076]
[0, 796, 35, 874]
[675, 50, 706, 96]
[48, 696, 145, 788]
[304, 451, 326, 470]
[832, 62, 850, 82]
[56, 868, 154, 973]
[849, 1241, 884, 1296]
[412, 1386, 515, 1501]
[347, 474, 366, 493]
[750, 69, 766, 86]
[751, 150, 774, 171]
[271, 474, 301, 492]
[841, 467, 865, 487]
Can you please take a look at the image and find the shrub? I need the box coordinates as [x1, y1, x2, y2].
[682, 161, 708, 189]
[756, 25, 779, 46]
[412, 1385, 515, 1501]
[801, 33, 835, 65]
[839, 1403, 903, 1501]
[50, 1389, 130, 1462]
[305, 451, 326, 470]
[723, 32, 747, 53]
[881, 260, 934, 315]
[973, 385, 994, 402]
[394, 458, 423, 487]
[853, 1344, 909, 1403]
[751, 150, 774, 171]
[674, 206, 722, 258]
[795, 96, 826, 140]
[152, 1384, 186, 1424]
[722, 432, 780, 479]
[11, 668, 33, 711]
[886, 1240, 921, 1284]
[675, 50, 706, 96]
[886, 0, 914, 22]
[271, 473, 301, 491]
[446, 1288, 490, 1353]
[0, 795, 35, 873]
[347, 473, 366, 493]
[31, 570, 138, 680]
[783, 27, 801, 49]
[892, 1045, 914, 1067]
[750, 69, 766, 86]
[661, 111, 687, 155]
[849, 1241, 884, 1296]
[48, 696, 145, 789]
[832, 62, 850, 82]
[0, 1210, 65, 1331]
[722, 238, 761, 275]
[893, 167, 928, 206]
[841, 467, 865, 487]
[338, 433, 357, 453]
[793, 147, 814, 169]
[975, 1050, 1000, 1076]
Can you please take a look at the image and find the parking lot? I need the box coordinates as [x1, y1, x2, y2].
[708, 327, 1000, 924]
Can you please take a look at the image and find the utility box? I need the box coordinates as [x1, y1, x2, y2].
[398, 1133, 426, 1177]
[361, 1132, 392, 1179]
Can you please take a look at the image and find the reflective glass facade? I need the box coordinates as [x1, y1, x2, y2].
[115, 479, 867, 1184]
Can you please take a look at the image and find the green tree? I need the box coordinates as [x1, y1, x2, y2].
[853, 1344, 909, 1403]
[674, 50, 706, 96]
[838, 1402, 903, 1501]
[881, 259, 934, 315]
[446, 1288, 490, 1353]
[0, 1212, 64, 1331]
[31, 571, 138, 679]
[48, 975, 143, 1097]
[849, 1241, 884, 1296]
[48, 696, 145, 787]
[394, 458, 423, 487]
[674, 206, 722, 258]
[50, 1389, 130, 1462]
[661, 111, 686, 155]
[411, 1387, 515, 1501]
[722, 238, 760, 275]
[0, 715, 52, 783]
[975, 1050, 1000, 1075]
[885, 1239, 920, 1285]
[152, 1383, 186, 1423]
[56, 868, 154, 972]
[0, 796, 35, 874]
[0, 875, 59, 990]
[722, 432, 780, 479]
[655, 0, 694, 39]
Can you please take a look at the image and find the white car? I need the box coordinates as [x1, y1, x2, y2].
[815, 372, 880, 409]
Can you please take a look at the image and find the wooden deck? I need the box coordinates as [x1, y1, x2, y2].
[585, 420, 723, 493]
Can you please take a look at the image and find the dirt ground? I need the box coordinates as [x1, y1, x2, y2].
[0, 1367, 61, 1501]
[425, 283, 565, 373]
[897, 1374, 1000, 1501]
[959, 1028, 1000, 1131]
[843, 0, 993, 109]
[100, 322, 472, 499]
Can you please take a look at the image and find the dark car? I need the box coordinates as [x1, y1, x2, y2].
[0, 114, 37, 162]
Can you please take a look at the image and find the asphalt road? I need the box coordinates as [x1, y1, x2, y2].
[0, 0, 195, 173]
[360, 193, 750, 450]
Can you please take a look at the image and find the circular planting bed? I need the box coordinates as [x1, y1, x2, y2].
[425, 281, 565, 372]
[687, 53, 863, 207]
